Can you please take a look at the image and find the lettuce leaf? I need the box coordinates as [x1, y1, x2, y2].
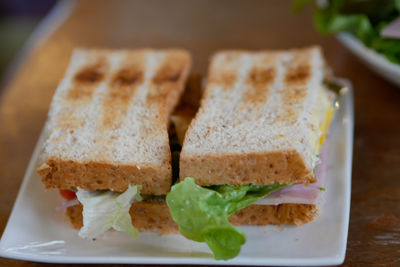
[76, 185, 142, 239]
[166, 177, 290, 260]
[293, 0, 400, 65]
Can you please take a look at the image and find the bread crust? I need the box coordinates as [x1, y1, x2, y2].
[229, 203, 317, 226]
[66, 202, 317, 234]
[38, 158, 171, 194]
[180, 150, 315, 186]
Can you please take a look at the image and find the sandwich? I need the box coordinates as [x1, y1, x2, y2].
[37, 48, 192, 237]
[166, 47, 336, 259]
[37, 46, 335, 261]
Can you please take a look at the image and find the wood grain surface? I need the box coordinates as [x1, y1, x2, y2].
[1, 0, 399, 266]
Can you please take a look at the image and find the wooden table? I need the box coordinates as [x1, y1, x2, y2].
[1, 0, 399, 266]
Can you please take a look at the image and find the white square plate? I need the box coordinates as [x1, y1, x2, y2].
[0, 78, 354, 266]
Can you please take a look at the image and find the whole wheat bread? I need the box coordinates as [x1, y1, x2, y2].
[180, 47, 325, 186]
[66, 202, 317, 234]
[38, 48, 192, 195]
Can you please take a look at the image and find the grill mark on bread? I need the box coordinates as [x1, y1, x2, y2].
[244, 67, 276, 103]
[103, 63, 144, 128]
[56, 111, 84, 132]
[278, 52, 311, 123]
[68, 60, 108, 100]
[209, 71, 237, 89]
[277, 87, 308, 123]
[284, 50, 312, 86]
[152, 63, 182, 84]
[284, 87, 307, 102]
[285, 63, 311, 85]
[112, 66, 144, 87]
[148, 54, 186, 101]
[208, 53, 241, 89]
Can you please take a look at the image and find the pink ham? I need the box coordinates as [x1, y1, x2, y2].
[255, 140, 328, 205]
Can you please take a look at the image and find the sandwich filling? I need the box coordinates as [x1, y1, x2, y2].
[76, 185, 142, 239]
[166, 84, 335, 260]
[58, 186, 143, 239]
[166, 178, 292, 260]
[255, 84, 334, 206]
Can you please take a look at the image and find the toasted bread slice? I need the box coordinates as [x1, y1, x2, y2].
[66, 202, 317, 234]
[38, 49, 192, 195]
[180, 47, 326, 186]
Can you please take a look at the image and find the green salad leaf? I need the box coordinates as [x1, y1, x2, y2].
[76, 185, 142, 239]
[166, 177, 290, 260]
[293, 0, 400, 64]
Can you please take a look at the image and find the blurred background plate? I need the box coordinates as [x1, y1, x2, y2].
[337, 32, 400, 87]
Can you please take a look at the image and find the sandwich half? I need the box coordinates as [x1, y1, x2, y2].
[166, 47, 335, 259]
[37, 48, 191, 237]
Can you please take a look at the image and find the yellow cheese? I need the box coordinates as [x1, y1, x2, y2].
[317, 106, 334, 152]
[309, 85, 335, 156]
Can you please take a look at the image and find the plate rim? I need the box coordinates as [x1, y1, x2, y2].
[336, 32, 400, 87]
[337, 32, 400, 73]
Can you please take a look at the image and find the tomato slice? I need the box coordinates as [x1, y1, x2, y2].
[59, 189, 76, 200]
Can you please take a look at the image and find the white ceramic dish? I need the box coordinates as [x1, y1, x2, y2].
[0, 78, 353, 266]
[337, 32, 400, 87]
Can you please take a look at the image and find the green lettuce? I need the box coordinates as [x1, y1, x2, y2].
[76, 185, 142, 239]
[293, 0, 400, 64]
[166, 177, 290, 260]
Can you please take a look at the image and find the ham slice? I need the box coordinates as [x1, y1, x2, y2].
[255, 139, 328, 206]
